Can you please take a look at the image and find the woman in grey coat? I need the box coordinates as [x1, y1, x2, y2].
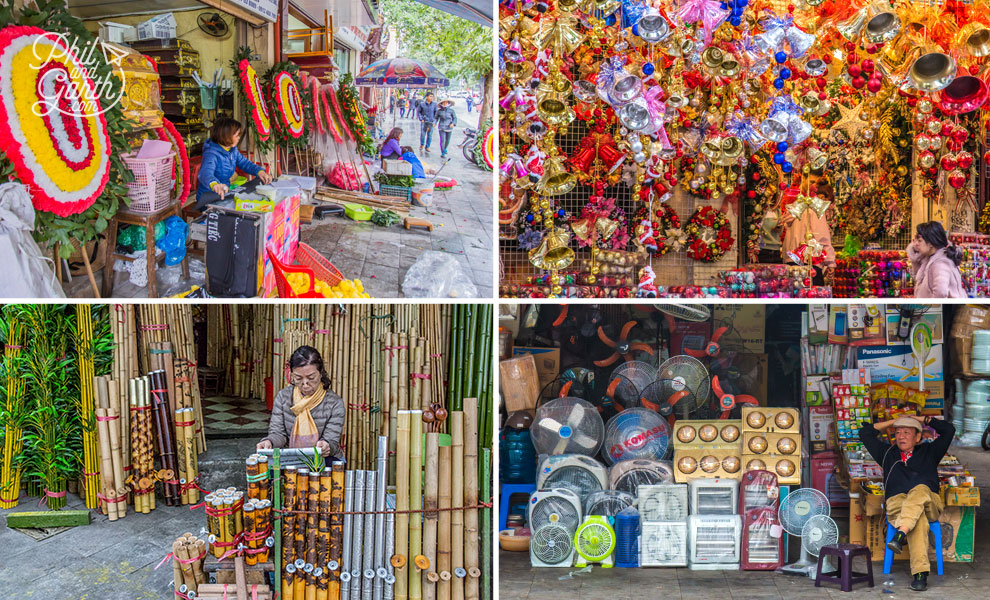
[436, 99, 457, 158]
[256, 345, 345, 460]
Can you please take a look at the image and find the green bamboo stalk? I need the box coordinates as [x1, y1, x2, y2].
[480, 448, 491, 600]
[462, 306, 477, 409]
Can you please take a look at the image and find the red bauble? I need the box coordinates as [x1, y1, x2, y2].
[970, 64, 981, 76]
[867, 79, 882, 93]
[816, 77, 827, 89]
[940, 155, 958, 171]
[861, 59, 874, 73]
[983, 150, 990, 167]
[848, 64, 862, 78]
[958, 152, 974, 169]
[851, 76, 866, 89]
[948, 170, 967, 189]
[951, 128, 969, 144]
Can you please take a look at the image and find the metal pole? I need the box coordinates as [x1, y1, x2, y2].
[363, 471, 377, 600]
[342, 470, 355, 600]
[351, 470, 366, 600]
[374, 437, 388, 600]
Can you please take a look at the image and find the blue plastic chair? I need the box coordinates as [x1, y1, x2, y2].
[499, 483, 537, 531]
[882, 521, 943, 575]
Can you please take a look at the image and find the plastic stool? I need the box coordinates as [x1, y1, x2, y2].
[883, 521, 943, 575]
[815, 543, 875, 592]
[499, 483, 536, 531]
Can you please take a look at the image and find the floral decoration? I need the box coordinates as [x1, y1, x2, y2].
[685, 205, 734, 262]
[237, 58, 271, 142]
[273, 70, 305, 138]
[155, 117, 189, 206]
[0, 25, 111, 216]
[320, 86, 343, 143]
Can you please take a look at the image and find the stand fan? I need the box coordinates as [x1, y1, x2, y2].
[712, 375, 759, 419]
[801, 514, 839, 560]
[602, 408, 670, 465]
[531, 397, 605, 456]
[778, 488, 830, 577]
[640, 355, 712, 425]
[603, 361, 658, 412]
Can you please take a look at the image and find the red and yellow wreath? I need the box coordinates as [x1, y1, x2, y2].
[0, 26, 112, 216]
[685, 205, 734, 262]
[308, 77, 324, 135]
[156, 118, 190, 206]
[320, 86, 343, 143]
[273, 71, 305, 138]
[238, 59, 270, 140]
[327, 86, 354, 141]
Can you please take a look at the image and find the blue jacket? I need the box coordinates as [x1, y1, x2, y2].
[196, 139, 263, 202]
[417, 100, 438, 123]
[437, 106, 456, 132]
[401, 151, 425, 178]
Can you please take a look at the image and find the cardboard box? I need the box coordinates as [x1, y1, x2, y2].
[808, 405, 836, 453]
[828, 306, 848, 345]
[805, 375, 831, 407]
[884, 308, 944, 345]
[714, 304, 765, 353]
[808, 305, 830, 345]
[857, 345, 944, 410]
[510, 347, 560, 394]
[943, 486, 981, 507]
[847, 305, 886, 346]
[499, 355, 541, 414]
[865, 506, 974, 563]
[671, 320, 711, 355]
[951, 305, 990, 332]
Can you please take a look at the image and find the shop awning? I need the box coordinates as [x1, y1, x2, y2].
[411, 0, 491, 27]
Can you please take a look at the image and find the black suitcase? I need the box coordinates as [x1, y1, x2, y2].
[204, 209, 261, 297]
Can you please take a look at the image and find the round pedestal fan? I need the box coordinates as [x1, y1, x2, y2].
[602, 408, 670, 465]
[778, 488, 831, 577]
[531, 397, 605, 456]
[640, 355, 711, 424]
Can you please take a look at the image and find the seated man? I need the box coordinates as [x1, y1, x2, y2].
[859, 414, 954, 592]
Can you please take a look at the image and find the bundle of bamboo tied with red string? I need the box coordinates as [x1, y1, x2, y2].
[171, 532, 207, 598]
[94, 374, 128, 520]
[128, 375, 156, 513]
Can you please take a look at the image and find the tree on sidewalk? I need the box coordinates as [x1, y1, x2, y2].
[380, 0, 493, 129]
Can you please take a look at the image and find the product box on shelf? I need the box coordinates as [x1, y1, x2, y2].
[883, 308, 944, 345]
[510, 347, 561, 393]
[856, 345, 945, 411]
[713, 305, 765, 353]
[808, 405, 836, 454]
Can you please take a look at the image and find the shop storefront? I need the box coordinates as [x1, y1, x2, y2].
[498, 303, 984, 593]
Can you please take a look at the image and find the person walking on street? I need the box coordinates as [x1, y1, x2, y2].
[389, 96, 395, 115]
[399, 96, 407, 118]
[437, 99, 456, 157]
[417, 92, 438, 154]
[907, 221, 967, 298]
[466, 94, 473, 113]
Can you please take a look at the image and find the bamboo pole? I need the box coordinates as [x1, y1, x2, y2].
[295, 469, 310, 600]
[0, 318, 24, 509]
[318, 468, 331, 600]
[409, 411, 423, 600]
[307, 469, 320, 600]
[423, 433, 439, 600]
[395, 412, 410, 600]
[284, 466, 298, 598]
[437, 445, 451, 600]
[174, 408, 189, 505]
[330, 462, 345, 600]
[463, 400, 479, 600]
[96, 407, 118, 520]
[451, 412, 464, 600]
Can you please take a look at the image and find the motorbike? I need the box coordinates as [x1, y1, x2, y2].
[458, 127, 479, 163]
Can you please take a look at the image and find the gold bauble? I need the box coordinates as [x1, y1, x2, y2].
[587, 275, 596, 284]
[591, 265, 601, 275]
[551, 284, 563, 295]
[534, 214, 542, 223]
[539, 199, 550, 210]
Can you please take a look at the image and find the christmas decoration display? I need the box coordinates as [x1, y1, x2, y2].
[498, 0, 990, 299]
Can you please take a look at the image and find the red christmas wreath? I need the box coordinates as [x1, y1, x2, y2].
[685, 206, 734, 262]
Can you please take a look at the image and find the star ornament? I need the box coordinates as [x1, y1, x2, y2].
[831, 100, 867, 141]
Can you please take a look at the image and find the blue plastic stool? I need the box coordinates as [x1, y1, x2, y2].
[883, 521, 943, 575]
[499, 483, 536, 531]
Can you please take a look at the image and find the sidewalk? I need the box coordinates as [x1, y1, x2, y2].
[63, 103, 493, 299]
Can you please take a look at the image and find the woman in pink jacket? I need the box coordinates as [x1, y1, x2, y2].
[907, 221, 967, 298]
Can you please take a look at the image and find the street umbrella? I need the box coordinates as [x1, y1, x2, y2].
[354, 57, 450, 88]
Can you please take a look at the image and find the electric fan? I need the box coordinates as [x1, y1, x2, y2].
[646, 355, 712, 420]
[712, 375, 759, 419]
[584, 490, 635, 518]
[638, 483, 688, 522]
[685, 325, 729, 359]
[197, 12, 232, 38]
[530, 524, 575, 567]
[608, 459, 674, 495]
[801, 514, 839, 558]
[531, 397, 605, 456]
[536, 455, 609, 499]
[911, 323, 933, 392]
[652, 304, 712, 322]
[778, 487, 830, 577]
[604, 361, 658, 412]
[614, 506, 640, 568]
[602, 408, 670, 465]
[594, 321, 655, 367]
[528, 488, 582, 533]
[538, 368, 596, 404]
[641, 521, 689, 567]
[573, 516, 617, 568]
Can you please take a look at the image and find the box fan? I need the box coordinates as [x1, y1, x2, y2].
[528, 489, 583, 568]
[689, 478, 739, 515]
[638, 483, 688, 522]
[741, 507, 784, 570]
[608, 459, 674, 496]
[688, 515, 742, 570]
[536, 455, 608, 500]
[584, 490, 635, 518]
[640, 521, 688, 567]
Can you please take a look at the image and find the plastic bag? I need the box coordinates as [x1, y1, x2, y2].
[327, 162, 364, 191]
[401, 251, 478, 298]
[0, 183, 65, 297]
[158, 215, 188, 266]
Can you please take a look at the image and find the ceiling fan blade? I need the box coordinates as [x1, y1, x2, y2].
[551, 305, 569, 327]
[619, 320, 637, 342]
[597, 326, 617, 348]
[711, 376, 726, 399]
[628, 342, 655, 355]
[559, 380, 573, 397]
[684, 347, 705, 358]
[711, 326, 728, 343]
[594, 352, 620, 367]
[536, 417, 565, 435]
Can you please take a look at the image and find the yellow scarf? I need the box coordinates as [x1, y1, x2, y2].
[289, 385, 326, 448]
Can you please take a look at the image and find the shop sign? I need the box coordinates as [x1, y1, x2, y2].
[335, 25, 373, 51]
[225, 0, 278, 22]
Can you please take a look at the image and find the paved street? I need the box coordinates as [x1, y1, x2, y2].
[64, 101, 494, 299]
